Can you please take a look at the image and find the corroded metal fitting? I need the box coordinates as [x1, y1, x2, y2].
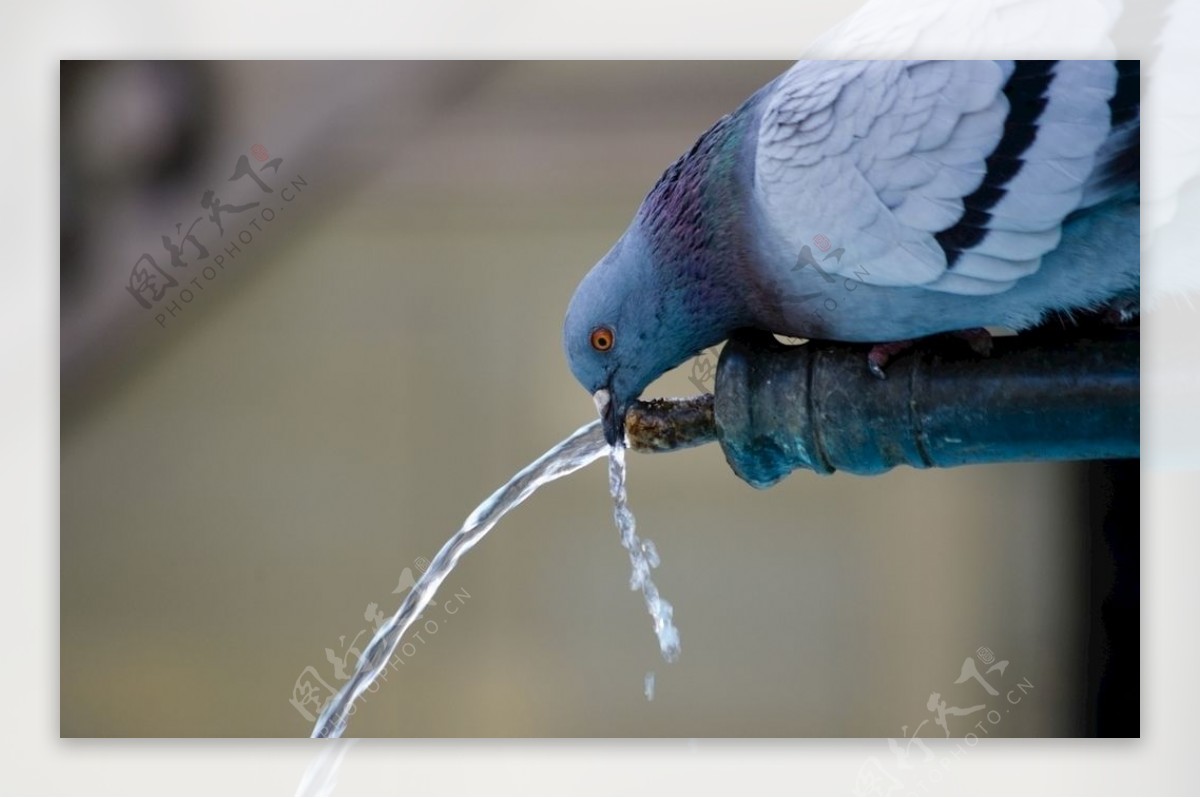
[625, 331, 1139, 488]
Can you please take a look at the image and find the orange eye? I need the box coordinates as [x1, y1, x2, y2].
[590, 326, 614, 352]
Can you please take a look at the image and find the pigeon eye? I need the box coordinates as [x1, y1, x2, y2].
[590, 327, 614, 352]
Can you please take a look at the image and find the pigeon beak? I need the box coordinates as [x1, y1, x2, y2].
[593, 387, 625, 448]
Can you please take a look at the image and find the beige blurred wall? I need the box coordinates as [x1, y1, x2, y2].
[61, 62, 1086, 737]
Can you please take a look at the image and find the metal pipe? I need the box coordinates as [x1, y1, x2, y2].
[624, 331, 1138, 488]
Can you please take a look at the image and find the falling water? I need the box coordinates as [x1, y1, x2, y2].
[607, 444, 681, 662]
[295, 738, 355, 796]
[310, 420, 605, 737]
[309, 419, 681, 738]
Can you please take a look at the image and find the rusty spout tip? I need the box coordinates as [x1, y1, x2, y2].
[624, 394, 717, 453]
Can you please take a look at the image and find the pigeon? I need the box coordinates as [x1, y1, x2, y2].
[563, 60, 1140, 445]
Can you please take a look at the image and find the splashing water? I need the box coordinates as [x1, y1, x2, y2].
[309, 419, 680, 738]
[608, 444, 681, 662]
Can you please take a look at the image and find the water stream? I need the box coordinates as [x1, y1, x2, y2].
[607, 444, 681, 662]
[309, 419, 680, 738]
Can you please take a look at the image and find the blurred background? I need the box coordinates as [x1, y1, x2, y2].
[60, 61, 1136, 738]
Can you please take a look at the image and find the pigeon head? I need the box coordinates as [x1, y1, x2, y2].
[564, 112, 752, 446]
[563, 229, 747, 446]
[563, 231, 682, 447]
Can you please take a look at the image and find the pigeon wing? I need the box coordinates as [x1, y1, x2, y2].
[750, 59, 1132, 296]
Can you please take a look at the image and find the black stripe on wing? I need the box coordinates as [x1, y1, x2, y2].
[1096, 60, 1140, 194]
[1109, 60, 1139, 128]
[935, 60, 1058, 268]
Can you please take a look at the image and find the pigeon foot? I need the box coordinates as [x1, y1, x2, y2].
[866, 327, 994, 379]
